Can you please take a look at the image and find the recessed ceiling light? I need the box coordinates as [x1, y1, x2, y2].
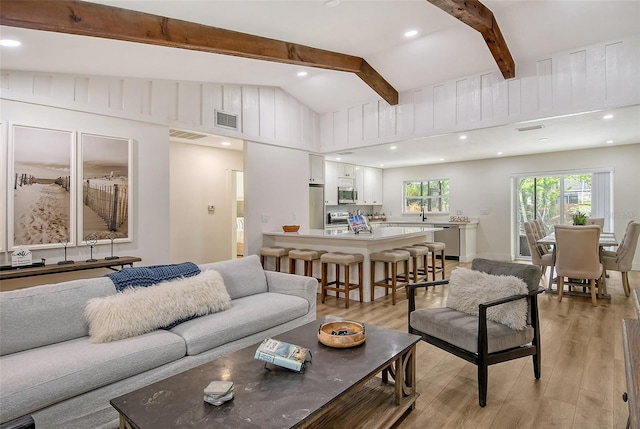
[380, 164, 384, 167]
[324, 0, 340, 7]
[297, 71, 308, 77]
[497, 152, 503, 155]
[336, 157, 341, 160]
[439, 158, 445, 161]
[539, 137, 548, 142]
[404, 30, 418, 38]
[606, 140, 614, 144]
[221, 141, 231, 146]
[459, 135, 467, 140]
[603, 114, 614, 119]
[0, 39, 21, 47]
[390, 146, 397, 150]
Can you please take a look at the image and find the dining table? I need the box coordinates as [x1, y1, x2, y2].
[537, 230, 618, 298]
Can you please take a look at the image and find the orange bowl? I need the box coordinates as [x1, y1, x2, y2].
[282, 225, 300, 232]
[317, 321, 366, 348]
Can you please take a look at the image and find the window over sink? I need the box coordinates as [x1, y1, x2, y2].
[403, 179, 449, 214]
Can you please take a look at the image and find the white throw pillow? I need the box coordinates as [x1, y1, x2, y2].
[446, 267, 528, 330]
[85, 269, 231, 342]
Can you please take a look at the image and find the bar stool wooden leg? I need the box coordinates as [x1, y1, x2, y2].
[358, 261, 363, 303]
[344, 264, 350, 308]
[321, 262, 328, 303]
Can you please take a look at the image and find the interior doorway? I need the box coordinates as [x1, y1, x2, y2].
[232, 170, 244, 258]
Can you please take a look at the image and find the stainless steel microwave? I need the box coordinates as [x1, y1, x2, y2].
[338, 186, 358, 204]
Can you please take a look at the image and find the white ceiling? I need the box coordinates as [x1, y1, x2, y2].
[1, 0, 639, 167]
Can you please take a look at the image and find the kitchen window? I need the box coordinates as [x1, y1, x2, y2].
[403, 179, 449, 214]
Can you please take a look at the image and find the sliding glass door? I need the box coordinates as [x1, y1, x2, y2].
[514, 170, 609, 259]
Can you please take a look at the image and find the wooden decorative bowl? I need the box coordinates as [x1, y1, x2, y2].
[282, 225, 300, 232]
[317, 321, 366, 348]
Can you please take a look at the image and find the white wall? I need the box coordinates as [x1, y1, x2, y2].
[382, 143, 640, 268]
[169, 142, 243, 264]
[1, 99, 170, 266]
[244, 142, 310, 257]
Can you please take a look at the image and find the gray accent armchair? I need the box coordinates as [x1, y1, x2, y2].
[407, 258, 543, 407]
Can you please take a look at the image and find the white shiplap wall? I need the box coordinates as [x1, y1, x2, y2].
[0, 74, 321, 152]
[320, 35, 640, 152]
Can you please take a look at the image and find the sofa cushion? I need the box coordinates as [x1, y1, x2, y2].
[198, 255, 268, 300]
[0, 330, 185, 423]
[171, 292, 309, 356]
[85, 270, 231, 342]
[0, 277, 116, 356]
[410, 307, 534, 354]
[446, 267, 529, 330]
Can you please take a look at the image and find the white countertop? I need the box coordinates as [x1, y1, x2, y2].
[371, 220, 479, 226]
[264, 226, 442, 242]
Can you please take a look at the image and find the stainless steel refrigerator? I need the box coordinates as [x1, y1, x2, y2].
[309, 185, 325, 229]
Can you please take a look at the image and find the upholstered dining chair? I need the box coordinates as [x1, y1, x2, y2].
[533, 219, 551, 254]
[408, 259, 543, 407]
[586, 217, 605, 229]
[554, 224, 603, 306]
[524, 221, 554, 287]
[601, 220, 640, 297]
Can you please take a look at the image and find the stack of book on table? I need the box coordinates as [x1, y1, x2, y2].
[254, 338, 311, 372]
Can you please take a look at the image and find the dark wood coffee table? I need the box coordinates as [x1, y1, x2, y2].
[111, 316, 420, 429]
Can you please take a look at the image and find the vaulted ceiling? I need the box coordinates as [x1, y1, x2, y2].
[1, 1, 639, 166]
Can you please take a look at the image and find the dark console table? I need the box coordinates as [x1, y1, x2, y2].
[0, 256, 141, 280]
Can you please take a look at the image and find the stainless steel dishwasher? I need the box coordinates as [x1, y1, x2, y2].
[434, 224, 460, 259]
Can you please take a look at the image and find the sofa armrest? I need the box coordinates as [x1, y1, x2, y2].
[264, 271, 318, 309]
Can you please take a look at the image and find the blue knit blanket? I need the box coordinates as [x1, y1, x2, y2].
[106, 262, 201, 292]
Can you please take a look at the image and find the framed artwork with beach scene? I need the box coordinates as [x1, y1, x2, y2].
[10, 125, 76, 249]
[80, 133, 132, 243]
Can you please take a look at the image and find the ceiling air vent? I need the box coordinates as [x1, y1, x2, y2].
[169, 129, 207, 140]
[215, 110, 239, 130]
[337, 152, 354, 155]
[516, 124, 545, 132]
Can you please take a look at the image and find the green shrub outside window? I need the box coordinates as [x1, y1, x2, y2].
[403, 180, 449, 214]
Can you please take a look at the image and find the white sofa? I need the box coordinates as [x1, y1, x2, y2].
[0, 255, 317, 429]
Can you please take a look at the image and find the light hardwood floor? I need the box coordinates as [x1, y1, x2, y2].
[316, 261, 639, 429]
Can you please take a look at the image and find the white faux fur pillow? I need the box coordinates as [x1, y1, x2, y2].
[446, 267, 528, 330]
[85, 270, 231, 342]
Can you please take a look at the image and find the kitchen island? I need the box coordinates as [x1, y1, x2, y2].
[263, 226, 442, 303]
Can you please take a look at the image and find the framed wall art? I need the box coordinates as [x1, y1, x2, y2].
[10, 124, 76, 249]
[79, 133, 132, 243]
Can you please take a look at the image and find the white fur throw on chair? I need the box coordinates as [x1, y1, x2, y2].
[85, 270, 231, 342]
[446, 267, 529, 330]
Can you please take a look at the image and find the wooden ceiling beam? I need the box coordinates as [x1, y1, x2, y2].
[0, 0, 398, 105]
[427, 0, 515, 79]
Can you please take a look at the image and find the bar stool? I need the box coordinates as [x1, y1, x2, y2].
[259, 246, 294, 272]
[289, 248, 327, 279]
[421, 241, 446, 280]
[394, 245, 428, 283]
[320, 252, 364, 308]
[370, 249, 410, 305]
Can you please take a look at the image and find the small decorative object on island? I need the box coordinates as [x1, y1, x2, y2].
[317, 320, 366, 348]
[282, 225, 300, 232]
[105, 233, 119, 260]
[85, 233, 98, 262]
[254, 337, 311, 372]
[572, 210, 589, 225]
[57, 239, 74, 265]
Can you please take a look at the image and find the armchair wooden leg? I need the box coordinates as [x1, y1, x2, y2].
[623, 271, 631, 297]
[478, 364, 488, 407]
[590, 278, 597, 306]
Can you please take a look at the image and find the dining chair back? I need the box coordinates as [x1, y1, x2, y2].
[586, 217, 605, 229]
[554, 224, 603, 305]
[532, 219, 550, 254]
[524, 222, 554, 284]
[601, 220, 640, 296]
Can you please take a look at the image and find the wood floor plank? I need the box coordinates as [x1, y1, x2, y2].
[314, 262, 639, 428]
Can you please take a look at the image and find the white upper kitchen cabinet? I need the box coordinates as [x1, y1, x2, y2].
[324, 161, 338, 205]
[309, 154, 325, 184]
[363, 167, 383, 205]
[337, 163, 356, 178]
